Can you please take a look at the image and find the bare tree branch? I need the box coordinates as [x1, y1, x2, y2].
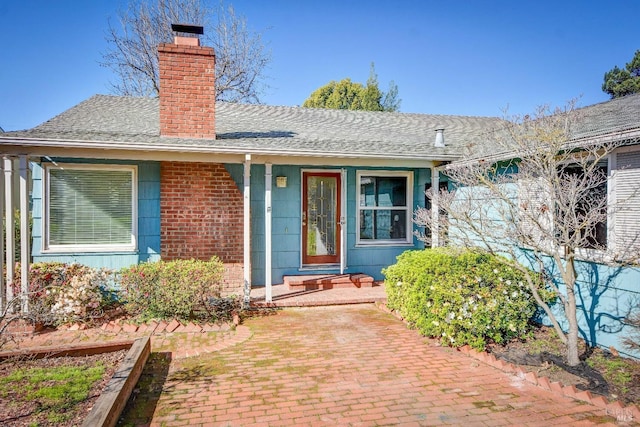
[101, 0, 270, 102]
[414, 102, 640, 366]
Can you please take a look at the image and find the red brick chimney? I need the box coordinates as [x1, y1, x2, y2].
[158, 24, 216, 139]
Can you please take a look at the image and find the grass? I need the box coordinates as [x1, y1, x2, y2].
[0, 363, 105, 423]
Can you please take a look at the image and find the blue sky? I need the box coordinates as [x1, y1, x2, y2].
[0, 0, 638, 131]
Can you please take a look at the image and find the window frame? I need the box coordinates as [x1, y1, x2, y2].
[43, 163, 138, 253]
[356, 170, 413, 246]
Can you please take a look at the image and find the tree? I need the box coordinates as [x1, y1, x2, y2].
[303, 63, 401, 112]
[602, 50, 640, 99]
[414, 102, 638, 367]
[102, 0, 270, 102]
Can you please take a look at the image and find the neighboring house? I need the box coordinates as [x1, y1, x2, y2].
[0, 29, 638, 356]
[0, 31, 499, 300]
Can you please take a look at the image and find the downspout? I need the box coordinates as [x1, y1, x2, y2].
[243, 154, 251, 308]
[265, 163, 272, 303]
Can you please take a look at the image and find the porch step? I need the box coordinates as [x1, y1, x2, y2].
[284, 274, 374, 291]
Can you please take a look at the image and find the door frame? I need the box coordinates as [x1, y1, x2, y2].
[301, 169, 345, 267]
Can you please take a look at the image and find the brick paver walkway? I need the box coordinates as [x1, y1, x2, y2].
[120, 305, 626, 426]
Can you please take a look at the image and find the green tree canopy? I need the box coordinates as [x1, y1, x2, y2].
[602, 50, 640, 98]
[303, 64, 401, 112]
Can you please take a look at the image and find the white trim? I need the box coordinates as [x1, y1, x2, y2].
[607, 152, 617, 255]
[356, 170, 414, 246]
[0, 136, 458, 163]
[42, 163, 138, 253]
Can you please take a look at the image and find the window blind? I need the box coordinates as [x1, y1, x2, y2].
[49, 168, 133, 246]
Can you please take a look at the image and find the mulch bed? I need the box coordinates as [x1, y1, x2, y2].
[487, 325, 640, 406]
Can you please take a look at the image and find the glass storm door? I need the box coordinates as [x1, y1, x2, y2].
[302, 172, 341, 265]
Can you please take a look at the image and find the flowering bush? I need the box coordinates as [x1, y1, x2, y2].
[383, 248, 554, 350]
[11, 262, 113, 325]
[119, 257, 225, 321]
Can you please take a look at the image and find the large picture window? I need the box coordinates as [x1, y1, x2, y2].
[357, 171, 413, 245]
[45, 164, 137, 251]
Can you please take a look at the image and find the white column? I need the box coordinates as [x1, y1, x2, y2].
[4, 158, 14, 305]
[19, 156, 29, 313]
[431, 167, 440, 248]
[0, 160, 4, 313]
[243, 154, 252, 308]
[265, 163, 272, 303]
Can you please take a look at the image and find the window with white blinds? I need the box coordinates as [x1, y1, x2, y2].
[46, 164, 137, 251]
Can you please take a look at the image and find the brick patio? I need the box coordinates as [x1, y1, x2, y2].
[119, 304, 626, 426]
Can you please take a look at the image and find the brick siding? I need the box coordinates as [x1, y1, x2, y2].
[160, 162, 244, 294]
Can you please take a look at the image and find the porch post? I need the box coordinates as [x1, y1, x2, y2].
[19, 156, 30, 313]
[431, 167, 440, 248]
[243, 154, 252, 308]
[265, 163, 272, 303]
[4, 157, 14, 306]
[0, 159, 4, 313]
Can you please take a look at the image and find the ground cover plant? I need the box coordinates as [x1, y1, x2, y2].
[0, 350, 125, 426]
[383, 247, 552, 350]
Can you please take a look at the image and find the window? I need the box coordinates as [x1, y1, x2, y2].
[357, 171, 413, 244]
[559, 161, 608, 250]
[45, 164, 137, 251]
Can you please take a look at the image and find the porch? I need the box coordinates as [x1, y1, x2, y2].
[250, 274, 387, 307]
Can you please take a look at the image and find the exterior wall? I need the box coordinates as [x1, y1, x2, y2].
[226, 164, 430, 287]
[31, 159, 161, 270]
[530, 256, 640, 360]
[446, 156, 640, 359]
[160, 162, 243, 295]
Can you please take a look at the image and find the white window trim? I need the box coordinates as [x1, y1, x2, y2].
[43, 163, 138, 253]
[356, 170, 413, 246]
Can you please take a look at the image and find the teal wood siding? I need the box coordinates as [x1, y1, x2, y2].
[536, 258, 640, 359]
[31, 159, 161, 270]
[224, 164, 430, 286]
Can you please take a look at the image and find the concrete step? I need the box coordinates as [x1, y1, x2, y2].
[284, 274, 374, 291]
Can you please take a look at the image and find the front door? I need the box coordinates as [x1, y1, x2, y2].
[302, 171, 341, 265]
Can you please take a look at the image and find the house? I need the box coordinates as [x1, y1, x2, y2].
[434, 92, 640, 359]
[0, 29, 500, 303]
[0, 27, 638, 356]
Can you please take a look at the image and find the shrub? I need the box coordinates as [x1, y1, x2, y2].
[11, 262, 113, 325]
[119, 257, 225, 321]
[383, 247, 551, 350]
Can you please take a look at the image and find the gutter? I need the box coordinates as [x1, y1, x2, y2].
[0, 135, 462, 162]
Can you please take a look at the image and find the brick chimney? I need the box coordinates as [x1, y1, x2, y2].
[158, 24, 216, 139]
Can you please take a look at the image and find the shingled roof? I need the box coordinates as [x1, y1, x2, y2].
[1, 93, 638, 163]
[0, 95, 502, 162]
